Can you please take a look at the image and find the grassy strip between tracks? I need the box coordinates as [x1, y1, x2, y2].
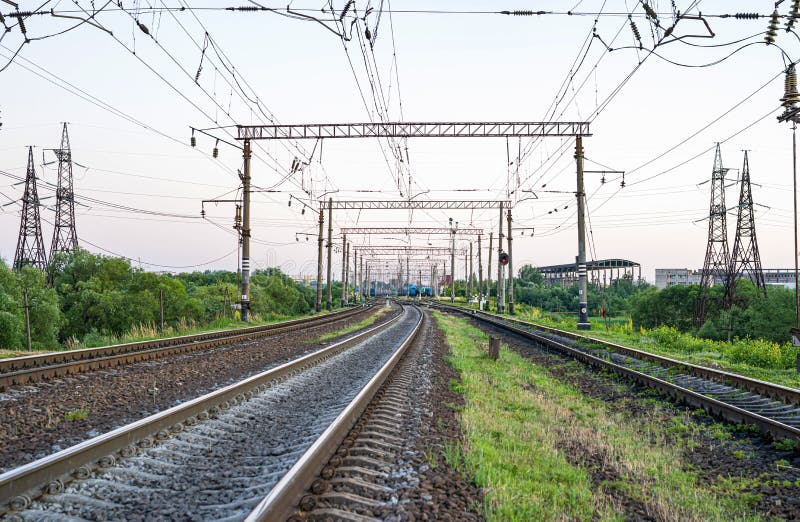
[436, 299, 800, 390]
[434, 311, 762, 522]
[307, 306, 390, 344]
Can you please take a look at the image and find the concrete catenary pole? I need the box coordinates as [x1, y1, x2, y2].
[477, 234, 483, 308]
[341, 234, 347, 307]
[326, 198, 333, 310]
[469, 241, 474, 304]
[450, 225, 456, 303]
[497, 203, 505, 313]
[487, 232, 493, 306]
[241, 139, 252, 322]
[576, 136, 590, 330]
[315, 201, 324, 312]
[507, 208, 515, 314]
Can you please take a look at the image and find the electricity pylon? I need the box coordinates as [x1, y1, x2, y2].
[50, 123, 78, 257]
[725, 151, 766, 304]
[694, 144, 730, 327]
[14, 147, 48, 271]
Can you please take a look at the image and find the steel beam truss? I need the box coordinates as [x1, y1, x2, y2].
[356, 246, 465, 256]
[342, 227, 483, 236]
[326, 200, 508, 210]
[237, 121, 590, 141]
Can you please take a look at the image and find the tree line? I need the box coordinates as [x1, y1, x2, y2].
[512, 264, 795, 344]
[0, 249, 316, 351]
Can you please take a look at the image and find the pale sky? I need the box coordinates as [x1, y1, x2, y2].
[0, 1, 795, 282]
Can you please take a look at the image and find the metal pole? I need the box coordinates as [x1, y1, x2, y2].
[450, 227, 456, 303]
[241, 139, 252, 322]
[341, 234, 347, 307]
[464, 250, 468, 300]
[326, 197, 333, 310]
[794, 123, 800, 329]
[360, 254, 364, 300]
[345, 242, 350, 305]
[507, 208, 515, 315]
[576, 136, 591, 330]
[315, 202, 324, 312]
[469, 241, 474, 305]
[406, 257, 410, 297]
[497, 203, 505, 313]
[23, 288, 31, 352]
[487, 232, 493, 306]
[478, 234, 483, 309]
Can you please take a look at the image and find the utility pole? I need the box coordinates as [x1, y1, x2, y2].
[725, 151, 767, 305]
[507, 208, 515, 314]
[341, 234, 347, 307]
[449, 218, 457, 303]
[694, 144, 730, 327]
[315, 201, 324, 312]
[464, 250, 468, 300]
[241, 139, 252, 322]
[406, 257, 410, 297]
[23, 288, 31, 352]
[359, 254, 364, 301]
[487, 232, 493, 307]
[326, 197, 333, 310]
[477, 234, 483, 309]
[468, 241, 474, 305]
[497, 204, 505, 313]
[14, 147, 47, 271]
[575, 137, 590, 329]
[50, 123, 79, 258]
[345, 242, 350, 305]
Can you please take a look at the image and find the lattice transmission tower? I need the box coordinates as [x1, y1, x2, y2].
[694, 144, 730, 327]
[13, 147, 48, 271]
[724, 151, 766, 304]
[50, 123, 78, 257]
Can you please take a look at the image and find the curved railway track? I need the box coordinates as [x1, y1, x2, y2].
[0, 302, 423, 520]
[432, 303, 800, 441]
[0, 304, 372, 391]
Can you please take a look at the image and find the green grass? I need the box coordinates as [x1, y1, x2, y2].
[435, 311, 764, 521]
[443, 301, 800, 390]
[64, 408, 90, 421]
[305, 307, 388, 344]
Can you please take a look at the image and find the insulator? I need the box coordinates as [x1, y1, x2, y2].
[302, 207, 306, 215]
[339, 0, 354, 22]
[642, 2, 657, 21]
[766, 9, 779, 44]
[200, 208, 205, 218]
[783, 65, 799, 109]
[137, 21, 150, 35]
[732, 13, 760, 20]
[365, 26, 371, 41]
[788, 0, 800, 31]
[190, 130, 196, 148]
[213, 139, 219, 159]
[629, 17, 642, 48]
[288, 198, 292, 207]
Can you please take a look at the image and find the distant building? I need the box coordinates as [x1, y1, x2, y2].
[292, 275, 316, 287]
[655, 268, 796, 289]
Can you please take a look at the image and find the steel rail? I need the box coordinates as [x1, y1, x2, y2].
[462, 307, 800, 405]
[245, 304, 424, 521]
[0, 305, 373, 390]
[0, 303, 404, 514]
[433, 303, 800, 441]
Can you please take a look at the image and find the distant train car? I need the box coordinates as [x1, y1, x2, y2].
[408, 284, 418, 297]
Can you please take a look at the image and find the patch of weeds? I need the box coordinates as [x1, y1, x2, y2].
[441, 440, 464, 471]
[64, 408, 89, 421]
[707, 423, 732, 440]
[732, 450, 747, 459]
[423, 446, 438, 470]
[442, 401, 463, 412]
[772, 438, 796, 452]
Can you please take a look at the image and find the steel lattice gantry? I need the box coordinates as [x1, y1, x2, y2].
[341, 227, 483, 236]
[237, 121, 590, 140]
[329, 200, 508, 210]
[234, 120, 592, 322]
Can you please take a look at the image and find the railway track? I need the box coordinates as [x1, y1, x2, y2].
[0, 304, 372, 391]
[432, 303, 800, 441]
[0, 302, 423, 520]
